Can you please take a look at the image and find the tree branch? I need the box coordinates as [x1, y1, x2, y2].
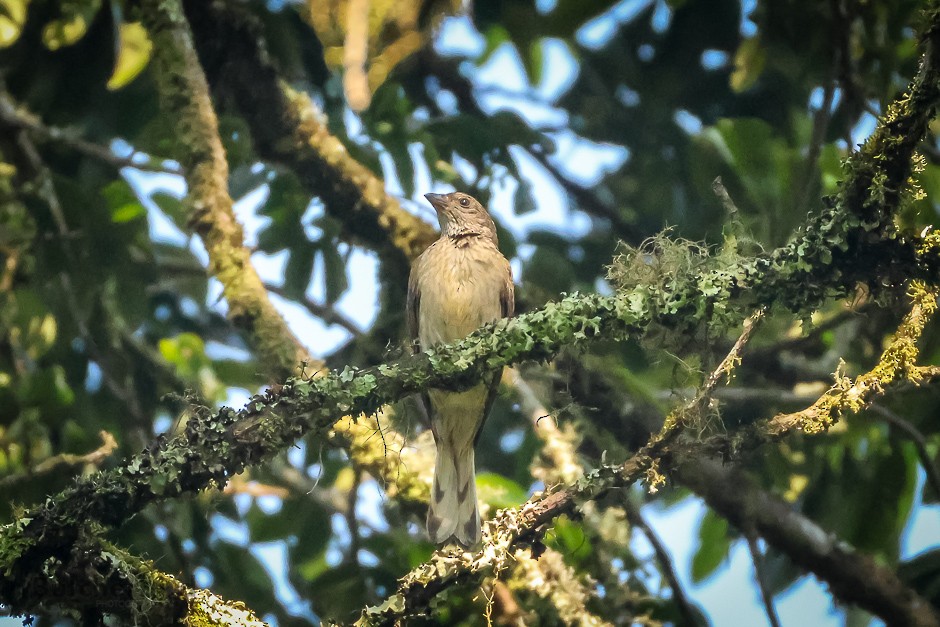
[744, 535, 782, 627]
[182, 0, 437, 267]
[680, 460, 935, 627]
[354, 281, 940, 625]
[138, 0, 312, 380]
[0, 93, 181, 175]
[2, 162, 937, 622]
[624, 503, 700, 627]
[0, 430, 117, 489]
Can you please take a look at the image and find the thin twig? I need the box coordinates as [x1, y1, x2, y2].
[0, 431, 118, 489]
[712, 176, 740, 217]
[264, 282, 362, 336]
[799, 75, 836, 212]
[748, 306, 865, 359]
[0, 92, 180, 175]
[625, 502, 699, 626]
[869, 403, 940, 500]
[746, 533, 782, 627]
[527, 147, 640, 242]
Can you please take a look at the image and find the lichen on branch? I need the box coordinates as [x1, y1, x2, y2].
[138, 0, 311, 379]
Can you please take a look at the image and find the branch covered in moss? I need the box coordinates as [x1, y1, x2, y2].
[0, 521, 266, 627]
[182, 0, 437, 267]
[183, 0, 438, 358]
[330, 410, 433, 508]
[137, 0, 311, 380]
[356, 280, 940, 627]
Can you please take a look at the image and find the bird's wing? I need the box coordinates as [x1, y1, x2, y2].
[500, 267, 515, 318]
[406, 261, 421, 353]
[475, 264, 515, 446]
[407, 256, 432, 425]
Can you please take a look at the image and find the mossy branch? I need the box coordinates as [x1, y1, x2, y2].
[1, 164, 938, 622]
[182, 0, 438, 267]
[138, 0, 312, 380]
[354, 14, 940, 618]
[0, 522, 266, 627]
[356, 281, 940, 627]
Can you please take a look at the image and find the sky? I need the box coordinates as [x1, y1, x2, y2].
[3, 0, 937, 625]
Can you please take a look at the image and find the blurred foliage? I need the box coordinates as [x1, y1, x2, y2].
[0, 0, 938, 625]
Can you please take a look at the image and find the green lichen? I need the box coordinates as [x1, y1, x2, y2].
[137, 0, 310, 380]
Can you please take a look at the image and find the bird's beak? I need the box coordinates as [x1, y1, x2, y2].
[424, 193, 447, 212]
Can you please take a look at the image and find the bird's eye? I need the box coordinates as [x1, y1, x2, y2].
[459, 197, 470, 207]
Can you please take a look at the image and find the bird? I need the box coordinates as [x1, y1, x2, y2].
[407, 191, 514, 547]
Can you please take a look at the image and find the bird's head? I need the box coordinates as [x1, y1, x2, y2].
[424, 192, 498, 243]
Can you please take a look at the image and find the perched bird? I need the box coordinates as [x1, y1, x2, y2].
[407, 191, 514, 547]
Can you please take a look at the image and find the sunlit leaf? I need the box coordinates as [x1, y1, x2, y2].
[476, 472, 528, 508]
[730, 36, 765, 93]
[111, 203, 145, 223]
[42, 0, 102, 50]
[107, 22, 152, 90]
[0, 0, 28, 48]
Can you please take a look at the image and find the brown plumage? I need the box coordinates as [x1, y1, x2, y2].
[407, 191, 514, 547]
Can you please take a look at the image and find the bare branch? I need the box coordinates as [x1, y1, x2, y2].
[0, 431, 118, 489]
[139, 0, 313, 379]
[625, 502, 700, 627]
[680, 460, 935, 627]
[0, 92, 180, 175]
[869, 403, 940, 501]
[745, 535, 782, 627]
[264, 281, 363, 336]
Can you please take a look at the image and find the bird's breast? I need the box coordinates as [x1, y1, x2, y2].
[417, 243, 504, 347]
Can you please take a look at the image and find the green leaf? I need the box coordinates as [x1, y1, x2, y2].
[691, 509, 732, 582]
[513, 180, 537, 215]
[158, 332, 209, 378]
[42, 14, 90, 50]
[476, 472, 528, 509]
[103, 180, 146, 223]
[213, 359, 263, 390]
[247, 498, 329, 553]
[546, 515, 593, 565]
[730, 37, 765, 93]
[0, 0, 28, 48]
[283, 247, 315, 300]
[41, 0, 102, 51]
[527, 39, 545, 87]
[19, 366, 75, 413]
[111, 203, 145, 223]
[151, 191, 187, 231]
[524, 247, 575, 294]
[321, 245, 348, 305]
[479, 25, 510, 66]
[107, 22, 152, 90]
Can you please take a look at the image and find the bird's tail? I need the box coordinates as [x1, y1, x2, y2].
[427, 441, 480, 547]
